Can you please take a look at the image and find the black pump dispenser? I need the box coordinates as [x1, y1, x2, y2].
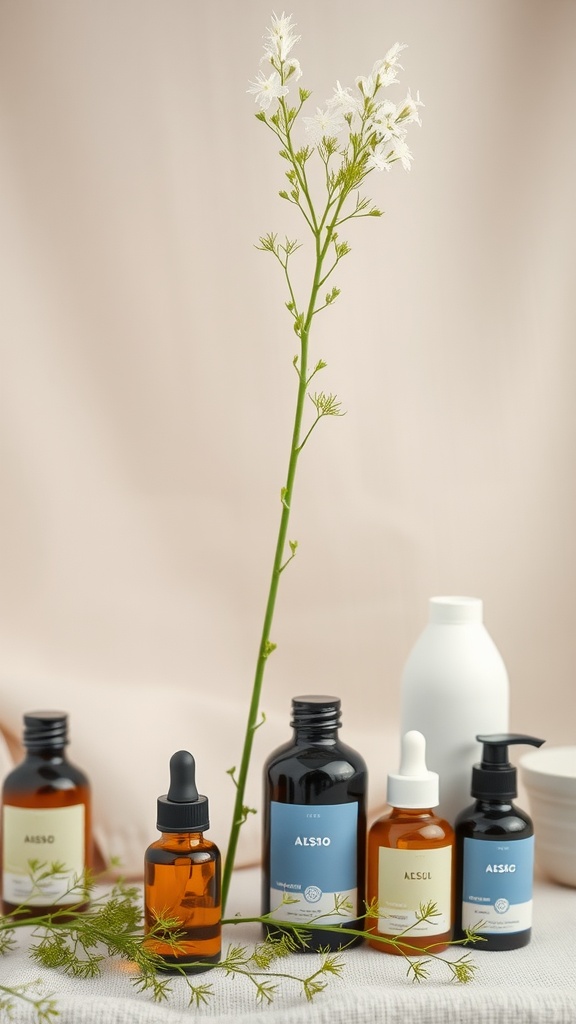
[156, 750, 210, 833]
[471, 734, 545, 800]
[455, 731, 546, 951]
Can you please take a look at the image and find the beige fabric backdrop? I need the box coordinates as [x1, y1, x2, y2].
[1, 0, 575, 874]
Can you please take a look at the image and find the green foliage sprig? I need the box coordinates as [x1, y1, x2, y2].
[0, 980, 58, 1024]
[0, 863, 345, 1018]
[226, 895, 483, 987]
[223, 11, 423, 907]
[1, 864, 482, 1021]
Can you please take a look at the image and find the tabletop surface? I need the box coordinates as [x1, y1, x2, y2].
[3, 869, 576, 1024]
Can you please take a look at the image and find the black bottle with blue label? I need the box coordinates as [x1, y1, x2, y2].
[262, 695, 367, 951]
[454, 734, 544, 950]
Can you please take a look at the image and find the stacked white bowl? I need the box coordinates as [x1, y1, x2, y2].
[520, 745, 576, 888]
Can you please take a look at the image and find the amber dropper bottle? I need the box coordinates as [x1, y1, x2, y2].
[367, 730, 454, 954]
[1, 711, 91, 919]
[144, 750, 221, 973]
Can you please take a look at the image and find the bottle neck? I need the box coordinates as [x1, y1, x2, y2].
[25, 745, 66, 761]
[290, 697, 342, 742]
[293, 727, 339, 745]
[159, 831, 205, 844]
[473, 797, 514, 812]
[389, 805, 435, 818]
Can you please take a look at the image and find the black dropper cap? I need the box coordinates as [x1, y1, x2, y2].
[470, 734, 545, 800]
[156, 751, 210, 833]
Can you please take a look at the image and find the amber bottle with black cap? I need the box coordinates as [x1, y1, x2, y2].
[144, 750, 221, 972]
[1, 711, 91, 918]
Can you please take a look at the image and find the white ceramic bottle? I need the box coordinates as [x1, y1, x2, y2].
[400, 596, 509, 826]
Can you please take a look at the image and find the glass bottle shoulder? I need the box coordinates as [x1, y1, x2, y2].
[145, 832, 220, 865]
[370, 807, 454, 848]
[455, 801, 533, 838]
[265, 737, 367, 777]
[264, 737, 367, 806]
[2, 753, 90, 796]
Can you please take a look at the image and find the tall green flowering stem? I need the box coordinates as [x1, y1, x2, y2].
[222, 14, 422, 910]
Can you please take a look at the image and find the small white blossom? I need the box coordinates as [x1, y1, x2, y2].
[247, 70, 289, 110]
[366, 144, 392, 172]
[371, 43, 408, 89]
[396, 88, 424, 126]
[284, 57, 302, 82]
[327, 80, 362, 115]
[375, 63, 401, 87]
[262, 12, 300, 63]
[325, 80, 360, 117]
[355, 72, 377, 97]
[359, 43, 408, 95]
[367, 98, 406, 142]
[388, 138, 413, 171]
[369, 59, 397, 89]
[383, 42, 408, 67]
[303, 107, 346, 144]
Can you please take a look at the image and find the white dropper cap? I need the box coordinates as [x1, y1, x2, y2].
[387, 730, 439, 809]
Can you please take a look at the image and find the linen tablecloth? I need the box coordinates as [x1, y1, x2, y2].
[2, 871, 575, 1023]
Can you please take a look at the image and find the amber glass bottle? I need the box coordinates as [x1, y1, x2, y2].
[367, 731, 454, 954]
[1, 711, 91, 918]
[144, 750, 221, 973]
[262, 695, 367, 951]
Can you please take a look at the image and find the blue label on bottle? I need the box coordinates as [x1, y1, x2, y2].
[461, 835, 534, 934]
[269, 801, 358, 924]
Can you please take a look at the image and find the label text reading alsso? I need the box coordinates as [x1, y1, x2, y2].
[294, 836, 331, 846]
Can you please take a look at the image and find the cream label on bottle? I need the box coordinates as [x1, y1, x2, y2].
[461, 836, 534, 934]
[269, 801, 358, 924]
[377, 846, 452, 934]
[2, 805, 85, 905]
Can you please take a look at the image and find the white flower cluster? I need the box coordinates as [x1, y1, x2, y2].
[247, 13, 422, 172]
[363, 87, 424, 173]
[247, 12, 301, 110]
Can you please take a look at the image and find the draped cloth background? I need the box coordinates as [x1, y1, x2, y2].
[0, 0, 575, 874]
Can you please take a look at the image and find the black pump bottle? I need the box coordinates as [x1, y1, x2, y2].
[454, 733, 544, 950]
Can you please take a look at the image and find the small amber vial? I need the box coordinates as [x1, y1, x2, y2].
[1, 711, 91, 919]
[144, 751, 221, 973]
[367, 731, 454, 955]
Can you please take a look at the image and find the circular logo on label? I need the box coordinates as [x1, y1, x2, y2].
[494, 898, 509, 914]
[304, 885, 322, 903]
